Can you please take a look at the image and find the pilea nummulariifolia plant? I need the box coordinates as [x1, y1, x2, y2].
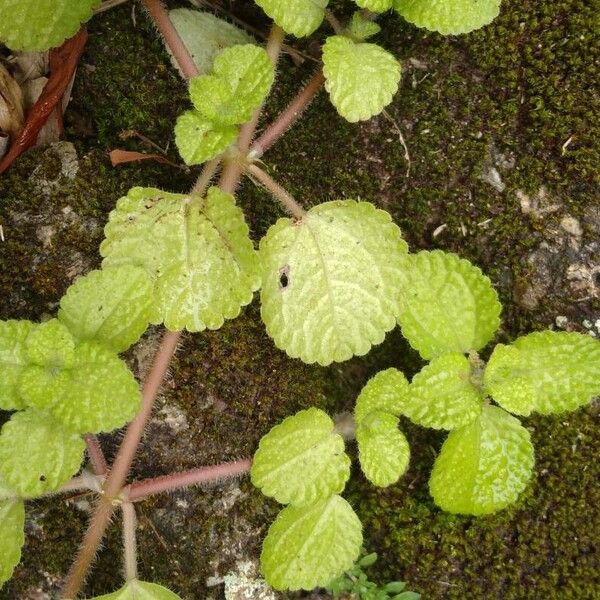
[0, 0, 599, 597]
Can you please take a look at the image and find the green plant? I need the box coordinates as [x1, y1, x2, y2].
[326, 551, 421, 599]
[0, 0, 597, 599]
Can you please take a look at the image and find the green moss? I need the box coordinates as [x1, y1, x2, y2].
[0, 0, 598, 597]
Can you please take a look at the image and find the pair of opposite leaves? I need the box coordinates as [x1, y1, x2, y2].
[255, 0, 502, 37]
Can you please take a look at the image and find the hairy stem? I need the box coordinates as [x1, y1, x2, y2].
[125, 459, 252, 501]
[251, 69, 325, 159]
[141, 0, 199, 80]
[324, 9, 345, 35]
[61, 501, 114, 599]
[61, 331, 181, 598]
[219, 24, 286, 194]
[122, 502, 138, 582]
[191, 156, 222, 196]
[246, 164, 306, 219]
[84, 434, 108, 476]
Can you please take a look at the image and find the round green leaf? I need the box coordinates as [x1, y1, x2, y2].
[429, 405, 534, 515]
[167, 9, 252, 75]
[174, 110, 237, 165]
[355, 0, 393, 13]
[0, 320, 35, 410]
[25, 319, 75, 368]
[259, 200, 409, 365]
[89, 580, 182, 599]
[19, 342, 140, 434]
[393, 0, 501, 35]
[0, 496, 25, 587]
[190, 45, 275, 125]
[0, 410, 85, 497]
[254, 0, 329, 37]
[484, 331, 600, 416]
[101, 187, 260, 333]
[406, 353, 483, 429]
[397, 250, 501, 360]
[354, 368, 409, 423]
[261, 495, 363, 591]
[0, 0, 100, 51]
[323, 36, 401, 123]
[356, 411, 409, 487]
[251, 408, 351, 506]
[58, 266, 154, 353]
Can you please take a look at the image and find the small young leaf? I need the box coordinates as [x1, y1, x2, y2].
[429, 405, 534, 515]
[168, 8, 252, 75]
[348, 12, 382, 40]
[259, 201, 408, 365]
[394, 593, 421, 600]
[384, 581, 407, 593]
[354, 368, 410, 424]
[261, 495, 362, 590]
[0, 496, 25, 587]
[19, 342, 141, 434]
[397, 250, 501, 360]
[393, 0, 501, 35]
[323, 36, 401, 122]
[0, 320, 35, 410]
[89, 579, 183, 599]
[251, 408, 350, 506]
[58, 266, 154, 353]
[0, 0, 100, 51]
[484, 331, 600, 416]
[254, 0, 328, 37]
[356, 411, 410, 487]
[190, 45, 275, 126]
[25, 319, 75, 368]
[406, 353, 483, 430]
[101, 187, 260, 333]
[358, 552, 378, 567]
[0, 410, 85, 497]
[174, 110, 237, 165]
[355, 0, 393, 13]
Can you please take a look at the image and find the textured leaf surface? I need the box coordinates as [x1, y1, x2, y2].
[58, 266, 154, 353]
[261, 495, 362, 590]
[259, 201, 408, 365]
[406, 353, 483, 430]
[0, 496, 25, 587]
[0, 410, 85, 497]
[251, 408, 350, 506]
[0, 320, 35, 410]
[355, 0, 393, 12]
[190, 45, 274, 125]
[101, 187, 260, 332]
[397, 251, 501, 360]
[323, 36, 401, 122]
[429, 405, 534, 515]
[0, 0, 99, 51]
[393, 0, 501, 34]
[168, 8, 252, 75]
[90, 580, 182, 599]
[356, 411, 409, 487]
[25, 319, 74, 368]
[255, 0, 328, 37]
[354, 368, 409, 423]
[19, 342, 140, 434]
[348, 12, 382, 40]
[175, 110, 237, 165]
[484, 331, 600, 416]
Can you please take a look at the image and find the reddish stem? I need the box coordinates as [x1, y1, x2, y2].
[125, 459, 252, 501]
[84, 434, 108, 476]
[141, 0, 199, 80]
[251, 69, 325, 159]
[219, 24, 286, 194]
